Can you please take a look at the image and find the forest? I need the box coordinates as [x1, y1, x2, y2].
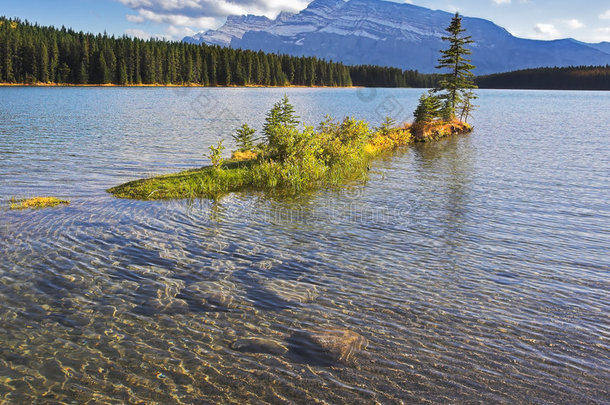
[475, 66, 610, 90]
[0, 17, 435, 88]
[3, 17, 607, 90]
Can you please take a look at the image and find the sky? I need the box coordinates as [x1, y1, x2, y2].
[1, 0, 609, 43]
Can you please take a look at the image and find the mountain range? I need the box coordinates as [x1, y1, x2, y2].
[183, 0, 610, 75]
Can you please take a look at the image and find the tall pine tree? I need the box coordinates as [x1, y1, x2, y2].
[434, 12, 477, 118]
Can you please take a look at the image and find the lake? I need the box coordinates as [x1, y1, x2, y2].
[0, 87, 608, 403]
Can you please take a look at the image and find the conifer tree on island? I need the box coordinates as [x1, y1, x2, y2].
[414, 12, 477, 124]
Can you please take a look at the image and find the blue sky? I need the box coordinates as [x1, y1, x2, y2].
[2, 0, 609, 43]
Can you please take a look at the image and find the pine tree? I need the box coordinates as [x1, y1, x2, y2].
[262, 96, 301, 161]
[262, 55, 271, 86]
[184, 52, 194, 84]
[263, 94, 299, 134]
[413, 91, 442, 123]
[434, 12, 477, 118]
[78, 59, 88, 84]
[208, 52, 217, 85]
[253, 54, 263, 84]
[49, 37, 59, 82]
[38, 43, 49, 83]
[97, 51, 109, 83]
[118, 61, 128, 85]
[232, 124, 257, 151]
[218, 52, 230, 85]
[200, 56, 209, 85]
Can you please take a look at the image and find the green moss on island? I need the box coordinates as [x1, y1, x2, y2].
[108, 99, 471, 201]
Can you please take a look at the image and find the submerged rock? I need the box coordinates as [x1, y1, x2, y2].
[261, 279, 318, 304]
[179, 280, 240, 310]
[288, 328, 367, 364]
[133, 277, 189, 315]
[230, 337, 288, 355]
[156, 278, 185, 300]
[142, 297, 189, 315]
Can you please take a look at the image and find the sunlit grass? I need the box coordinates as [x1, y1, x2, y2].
[10, 196, 70, 210]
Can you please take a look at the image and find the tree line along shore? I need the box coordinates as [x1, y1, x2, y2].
[3, 17, 608, 90]
[0, 17, 436, 88]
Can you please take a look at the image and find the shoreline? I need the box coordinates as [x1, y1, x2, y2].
[2, 83, 607, 91]
[0, 82, 364, 89]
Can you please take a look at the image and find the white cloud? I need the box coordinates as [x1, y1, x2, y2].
[166, 25, 196, 38]
[493, 0, 511, 4]
[600, 9, 610, 20]
[125, 25, 196, 40]
[117, 0, 310, 39]
[564, 19, 583, 30]
[125, 28, 154, 39]
[532, 23, 561, 39]
[126, 8, 218, 29]
[117, 0, 309, 19]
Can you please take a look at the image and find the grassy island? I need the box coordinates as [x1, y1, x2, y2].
[108, 96, 472, 200]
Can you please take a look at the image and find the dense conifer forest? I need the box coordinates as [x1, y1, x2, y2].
[0, 17, 436, 87]
[475, 66, 610, 90]
[3, 17, 607, 90]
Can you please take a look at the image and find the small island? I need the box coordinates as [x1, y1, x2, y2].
[109, 13, 476, 201]
[108, 96, 472, 200]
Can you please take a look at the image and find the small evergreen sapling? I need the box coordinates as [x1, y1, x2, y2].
[232, 124, 256, 151]
[262, 95, 302, 160]
[377, 116, 397, 136]
[263, 94, 299, 139]
[413, 91, 442, 123]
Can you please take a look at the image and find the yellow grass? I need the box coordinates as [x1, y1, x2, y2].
[411, 120, 472, 141]
[231, 150, 258, 161]
[10, 197, 70, 210]
[364, 126, 413, 156]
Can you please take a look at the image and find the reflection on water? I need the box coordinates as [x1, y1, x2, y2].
[0, 88, 609, 403]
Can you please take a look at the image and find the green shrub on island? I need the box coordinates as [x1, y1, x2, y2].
[376, 116, 397, 137]
[208, 140, 225, 169]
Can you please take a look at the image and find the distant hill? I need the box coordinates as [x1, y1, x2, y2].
[184, 0, 610, 75]
[476, 66, 610, 90]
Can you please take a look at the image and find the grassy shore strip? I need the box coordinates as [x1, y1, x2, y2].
[108, 117, 471, 201]
[10, 197, 70, 210]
